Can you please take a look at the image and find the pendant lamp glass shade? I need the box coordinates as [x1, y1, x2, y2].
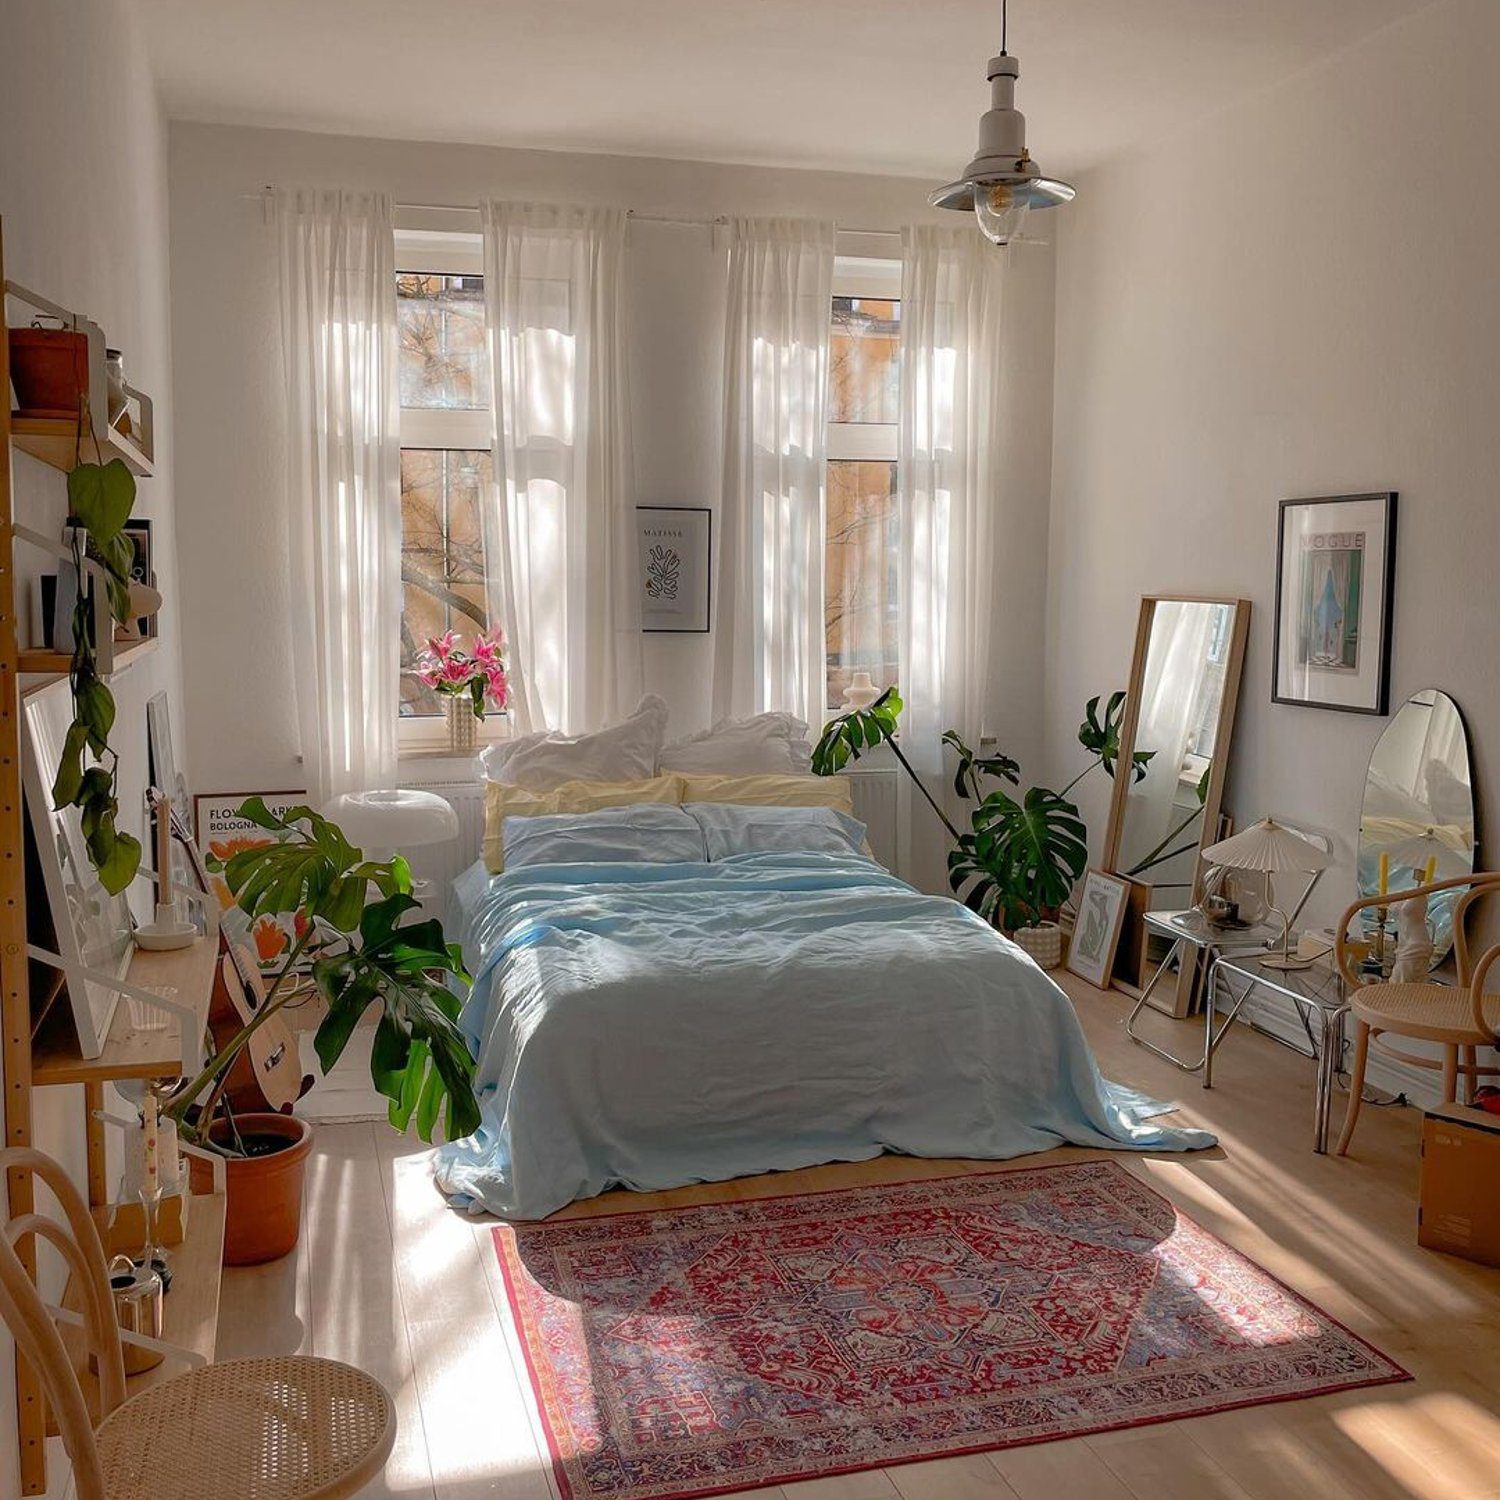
[930, 33, 1074, 245]
[974, 183, 1029, 247]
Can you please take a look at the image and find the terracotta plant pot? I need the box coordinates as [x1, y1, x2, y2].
[188, 1112, 313, 1266]
[8, 328, 90, 418]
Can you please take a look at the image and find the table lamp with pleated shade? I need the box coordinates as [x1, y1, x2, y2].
[1201, 818, 1331, 969]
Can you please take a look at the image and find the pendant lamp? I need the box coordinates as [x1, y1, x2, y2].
[930, 0, 1075, 245]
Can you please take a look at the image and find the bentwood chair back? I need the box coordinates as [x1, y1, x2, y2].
[1, 1145, 397, 1500]
[0, 1145, 123, 1498]
[1334, 872, 1500, 1155]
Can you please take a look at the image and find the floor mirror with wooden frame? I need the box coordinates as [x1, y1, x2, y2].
[1101, 595, 1251, 1015]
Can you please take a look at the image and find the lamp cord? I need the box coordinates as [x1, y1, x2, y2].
[1001, 0, 1008, 55]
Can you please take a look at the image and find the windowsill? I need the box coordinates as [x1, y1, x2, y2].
[396, 751, 484, 786]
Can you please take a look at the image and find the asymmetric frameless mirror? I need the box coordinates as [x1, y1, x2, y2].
[1359, 688, 1476, 965]
[1103, 596, 1251, 1008]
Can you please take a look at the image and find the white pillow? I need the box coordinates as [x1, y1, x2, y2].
[659, 712, 813, 776]
[475, 696, 669, 791]
[474, 729, 552, 782]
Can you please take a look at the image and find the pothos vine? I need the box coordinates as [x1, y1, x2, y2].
[49, 451, 142, 895]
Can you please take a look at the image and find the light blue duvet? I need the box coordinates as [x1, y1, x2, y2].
[433, 852, 1216, 1219]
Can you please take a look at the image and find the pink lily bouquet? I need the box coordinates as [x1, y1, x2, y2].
[414, 625, 511, 720]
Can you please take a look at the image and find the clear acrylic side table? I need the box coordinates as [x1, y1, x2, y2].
[1204, 952, 1349, 1152]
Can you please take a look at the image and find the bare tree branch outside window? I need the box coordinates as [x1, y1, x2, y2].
[825, 294, 901, 709]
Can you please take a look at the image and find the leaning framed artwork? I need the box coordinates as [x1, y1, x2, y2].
[637, 506, 711, 632]
[20, 678, 134, 1057]
[1273, 493, 1397, 716]
[1066, 869, 1132, 989]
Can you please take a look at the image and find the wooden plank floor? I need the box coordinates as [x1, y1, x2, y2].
[217, 975, 1500, 1499]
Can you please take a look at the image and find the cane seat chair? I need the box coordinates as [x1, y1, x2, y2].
[1334, 872, 1500, 1156]
[0, 1146, 395, 1499]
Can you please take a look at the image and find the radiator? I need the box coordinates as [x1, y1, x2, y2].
[846, 767, 899, 871]
[404, 781, 487, 923]
[410, 768, 901, 923]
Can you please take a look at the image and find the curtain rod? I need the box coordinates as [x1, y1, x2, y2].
[240, 187, 902, 237]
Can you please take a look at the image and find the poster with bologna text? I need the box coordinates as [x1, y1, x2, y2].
[194, 791, 310, 975]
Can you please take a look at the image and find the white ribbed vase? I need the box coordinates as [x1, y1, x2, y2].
[445, 697, 477, 754]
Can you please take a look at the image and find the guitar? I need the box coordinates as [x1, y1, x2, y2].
[206, 941, 314, 1115]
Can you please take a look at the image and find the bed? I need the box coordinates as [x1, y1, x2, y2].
[431, 801, 1215, 1220]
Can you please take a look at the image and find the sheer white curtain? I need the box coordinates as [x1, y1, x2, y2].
[714, 218, 836, 730]
[481, 202, 641, 735]
[897, 227, 1006, 885]
[276, 188, 401, 805]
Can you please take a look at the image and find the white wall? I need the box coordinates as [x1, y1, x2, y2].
[0, 2, 180, 1491]
[167, 124, 1056, 825]
[1046, 0, 1500, 944]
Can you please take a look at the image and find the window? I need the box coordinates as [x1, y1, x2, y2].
[395, 228, 499, 746]
[825, 256, 901, 711]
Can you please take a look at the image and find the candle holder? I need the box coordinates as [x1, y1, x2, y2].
[135, 1181, 172, 1292]
[135, 1080, 173, 1291]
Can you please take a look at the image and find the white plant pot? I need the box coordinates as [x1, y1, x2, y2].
[1011, 921, 1062, 970]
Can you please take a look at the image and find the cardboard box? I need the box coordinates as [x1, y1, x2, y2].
[1419, 1103, 1500, 1266]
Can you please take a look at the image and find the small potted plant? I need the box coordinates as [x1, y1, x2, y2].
[169, 798, 478, 1262]
[813, 690, 1152, 968]
[414, 625, 510, 753]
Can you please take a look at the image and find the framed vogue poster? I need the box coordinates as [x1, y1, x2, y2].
[1273, 493, 1397, 716]
[637, 506, 711, 632]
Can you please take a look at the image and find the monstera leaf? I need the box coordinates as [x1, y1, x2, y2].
[1078, 692, 1154, 784]
[942, 729, 1021, 803]
[812, 687, 903, 774]
[949, 787, 1088, 931]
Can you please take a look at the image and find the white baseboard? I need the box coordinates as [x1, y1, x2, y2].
[296, 1024, 387, 1123]
[1217, 988, 1431, 1106]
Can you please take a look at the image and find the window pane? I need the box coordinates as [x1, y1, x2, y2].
[397, 272, 490, 410]
[825, 458, 899, 710]
[400, 448, 493, 717]
[829, 296, 899, 424]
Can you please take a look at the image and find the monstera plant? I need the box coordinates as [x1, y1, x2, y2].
[167, 798, 478, 1151]
[812, 689, 1152, 932]
[160, 798, 477, 1262]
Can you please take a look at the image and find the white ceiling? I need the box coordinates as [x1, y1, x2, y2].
[133, 0, 1434, 180]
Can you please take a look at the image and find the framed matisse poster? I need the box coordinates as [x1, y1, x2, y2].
[194, 791, 309, 974]
[1066, 869, 1131, 989]
[1273, 493, 1397, 715]
[637, 506, 711, 632]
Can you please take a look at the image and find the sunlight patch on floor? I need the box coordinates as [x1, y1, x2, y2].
[1333, 1391, 1500, 1499]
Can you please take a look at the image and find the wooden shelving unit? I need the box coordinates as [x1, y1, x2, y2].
[31, 931, 218, 1087]
[50, 1190, 227, 1432]
[11, 413, 154, 478]
[3, 219, 219, 1494]
[17, 634, 158, 681]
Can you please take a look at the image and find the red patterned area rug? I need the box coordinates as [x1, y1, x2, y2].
[493, 1161, 1408, 1500]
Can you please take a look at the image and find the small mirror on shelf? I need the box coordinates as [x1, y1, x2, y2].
[1103, 596, 1251, 1010]
[1359, 688, 1476, 966]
